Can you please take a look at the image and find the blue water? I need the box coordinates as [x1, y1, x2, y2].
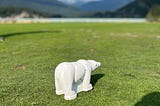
[1, 18, 146, 23]
[20, 18, 146, 22]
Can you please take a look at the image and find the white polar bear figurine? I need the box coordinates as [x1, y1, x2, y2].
[55, 59, 101, 100]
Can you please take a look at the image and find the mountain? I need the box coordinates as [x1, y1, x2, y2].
[116, 0, 160, 17]
[58, 0, 101, 7]
[79, 0, 135, 11]
[89, 0, 160, 18]
[1, 0, 159, 18]
[0, 7, 61, 18]
[0, 0, 81, 17]
[72, 1, 87, 7]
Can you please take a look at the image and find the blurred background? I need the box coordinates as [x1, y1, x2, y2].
[0, 0, 160, 22]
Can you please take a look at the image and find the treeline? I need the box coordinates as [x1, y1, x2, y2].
[147, 5, 160, 22]
[0, 7, 62, 18]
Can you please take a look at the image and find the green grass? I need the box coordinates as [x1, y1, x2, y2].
[0, 23, 160, 106]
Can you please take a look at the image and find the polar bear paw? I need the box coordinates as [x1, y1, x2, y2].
[83, 84, 93, 92]
[56, 90, 64, 95]
[64, 91, 77, 100]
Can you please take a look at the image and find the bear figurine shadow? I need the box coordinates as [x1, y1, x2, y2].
[55, 59, 101, 100]
[91, 74, 105, 86]
[135, 92, 160, 106]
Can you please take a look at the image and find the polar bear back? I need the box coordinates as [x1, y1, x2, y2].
[55, 62, 86, 83]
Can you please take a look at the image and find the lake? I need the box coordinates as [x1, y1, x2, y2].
[0, 18, 146, 23]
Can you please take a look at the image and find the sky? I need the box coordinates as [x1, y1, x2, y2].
[58, 0, 101, 4]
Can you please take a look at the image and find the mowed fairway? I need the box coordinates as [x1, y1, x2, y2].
[0, 23, 160, 106]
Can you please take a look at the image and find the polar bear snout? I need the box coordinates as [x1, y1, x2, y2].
[98, 62, 101, 66]
[95, 62, 101, 69]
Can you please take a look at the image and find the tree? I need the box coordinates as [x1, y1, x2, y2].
[147, 5, 160, 22]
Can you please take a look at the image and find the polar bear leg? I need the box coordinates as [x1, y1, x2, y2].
[55, 77, 64, 95]
[64, 82, 77, 100]
[63, 71, 77, 100]
[82, 70, 93, 91]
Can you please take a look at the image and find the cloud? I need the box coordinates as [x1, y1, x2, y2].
[58, 0, 101, 4]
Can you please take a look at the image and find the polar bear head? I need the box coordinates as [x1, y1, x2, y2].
[77, 59, 101, 71]
[88, 60, 101, 71]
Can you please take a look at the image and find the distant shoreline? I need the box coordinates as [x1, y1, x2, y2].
[0, 18, 146, 23]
